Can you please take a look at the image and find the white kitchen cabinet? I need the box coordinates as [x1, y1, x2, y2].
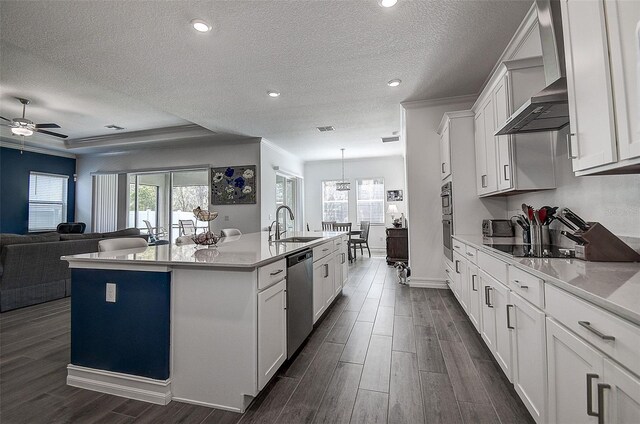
[479, 270, 497, 355]
[453, 251, 468, 312]
[257, 279, 286, 390]
[494, 76, 512, 192]
[510, 292, 547, 424]
[479, 270, 512, 381]
[547, 318, 604, 424]
[341, 239, 348, 286]
[562, 0, 618, 172]
[475, 97, 499, 195]
[313, 260, 326, 323]
[440, 122, 451, 180]
[334, 251, 343, 296]
[603, 358, 640, 424]
[323, 256, 336, 309]
[467, 263, 481, 331]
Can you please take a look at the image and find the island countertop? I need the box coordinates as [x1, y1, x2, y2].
[62, 231, 345, 269]
[453, 234, 640, 326]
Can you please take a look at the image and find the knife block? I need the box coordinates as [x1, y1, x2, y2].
[574, 222, 640, 262]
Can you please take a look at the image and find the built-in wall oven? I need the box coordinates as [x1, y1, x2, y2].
[441, 182, 453, 261]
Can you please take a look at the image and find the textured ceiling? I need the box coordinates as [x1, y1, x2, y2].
[0, 0, 532, 160]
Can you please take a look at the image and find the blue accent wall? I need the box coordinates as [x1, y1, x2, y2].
[0, 147, 76, 234]
[70, 269, 171, 380]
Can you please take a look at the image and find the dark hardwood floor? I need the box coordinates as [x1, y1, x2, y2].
[0, 255, 534, 424]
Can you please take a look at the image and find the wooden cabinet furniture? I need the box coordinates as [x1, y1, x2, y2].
[472, 57, 556, 197]
[385, 227, 408, 265]
[561, 0, 640, 175]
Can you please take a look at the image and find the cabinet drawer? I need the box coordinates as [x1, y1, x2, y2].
[545, 284, 640, 376]
[465, 246, 478, 265]
[508, 265, 544, 308]
[334, 238, 344, 250]
[313, 242, 334, 262]
[452, 240, 465, 255]
[478, 250, 508, 284]
[258, 259, 287, 291]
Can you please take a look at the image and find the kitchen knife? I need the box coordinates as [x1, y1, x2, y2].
[561, 230, 586, 246]
[562, 208, 590, 231]
[554, 215, 577, 231]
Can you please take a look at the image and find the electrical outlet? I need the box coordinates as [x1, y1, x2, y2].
[224, 215, 230, 221]
[106, 282, 117, 303]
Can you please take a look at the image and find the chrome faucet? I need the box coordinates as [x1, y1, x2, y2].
[272, 205, 294, 241]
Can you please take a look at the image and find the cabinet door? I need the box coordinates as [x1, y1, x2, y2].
[257, 279, 287, 390]
[546, 318, 603, 424]
[492, 279, 513, 381]
[511, 293, 547, 423]
[313, 262, 326, 323]
[334, 252, 343, 296]
[494, 76, 513, 191]
[441, 123, 452, 180]
[467, 263, 481, 331]
[479, 271, 497, 353]
[561, 0, 618, 171]
[452, 251, 465, 301]
[341, 242, 349, 285]
[605, 0, 640, 161]
[474, 110, 487, 195]
[458, 257, 469, 313]
[603, 358, 640, 424]
[324, 256, 336, 308]
[482, 97, 499, 194]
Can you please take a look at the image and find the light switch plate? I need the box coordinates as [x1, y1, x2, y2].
[106, 282, 117, 303]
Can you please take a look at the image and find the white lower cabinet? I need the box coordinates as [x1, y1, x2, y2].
[453, 251, 469, 312]
[257, 279, 286, 390]
[491, 278, 513, 381]
[510, 292, 546, 423]
[467, 263, 481, 331]
[313, 250, 338, 324]
[479, 270, 497, 354]
[323, 256, 336, 309]
[603, 358, 640, 424]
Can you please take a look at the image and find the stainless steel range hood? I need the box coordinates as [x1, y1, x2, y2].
[496, 0, 569, 136]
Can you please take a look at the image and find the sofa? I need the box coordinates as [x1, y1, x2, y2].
[0, 228, 146, 312]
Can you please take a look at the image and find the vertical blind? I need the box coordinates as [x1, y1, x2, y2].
[92, 174, 118, 233]
[356, 178, 385, 224]
[28, 172, 68, 232]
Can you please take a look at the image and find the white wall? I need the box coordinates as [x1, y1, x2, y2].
[76, 137, 262, 235]
[402, 98, 475, 284]
[260, 140, 305, 230]
[304, 155, 406, 250]
[507, 127, 640, 239]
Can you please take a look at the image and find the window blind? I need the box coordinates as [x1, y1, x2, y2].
[28, 172, 68, 232]
[92, 174, 118, 233]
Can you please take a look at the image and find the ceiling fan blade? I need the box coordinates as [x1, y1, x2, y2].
[35, 128, 68, 139]
[0, 116, 11, 122]
[35, 123, 61, 129]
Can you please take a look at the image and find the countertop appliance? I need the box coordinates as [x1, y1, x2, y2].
[286, 249, 313, 358]
[441, 182, 453, 261]
[482, 219, 515, 237]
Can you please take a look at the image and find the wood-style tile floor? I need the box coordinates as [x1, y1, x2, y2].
[0, 255, 534, 424]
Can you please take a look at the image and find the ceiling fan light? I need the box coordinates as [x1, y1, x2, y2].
[190, 19, 212, 33]
[11, 127, 33, 136]
[379, 0, 398, 8]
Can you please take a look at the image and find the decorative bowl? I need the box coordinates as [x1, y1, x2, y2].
[192, 231, 220, 246]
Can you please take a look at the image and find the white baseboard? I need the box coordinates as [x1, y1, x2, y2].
[170, 396, 245, 413]
[407, 278, 449, 289]
[67, 364, 172, 405]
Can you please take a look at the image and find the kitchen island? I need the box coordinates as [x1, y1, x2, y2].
[62, 231, 349, 412]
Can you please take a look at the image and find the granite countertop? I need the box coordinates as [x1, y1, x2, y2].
[62, 231, 344, 269]
[453, 234, 640, 325]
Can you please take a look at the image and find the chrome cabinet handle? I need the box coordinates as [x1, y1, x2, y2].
[481, 174, 487, 188]
[466, 252, 474, 257]
[597, 383, 610, 424]
[504, 164, 510, 181]
[484, 286, 493, 307]
[578, 321, 615, 341]
[324, 264, 329, 278]
[341, 253, 345, 264]
[471, 275, 477, 291]
[512, 279, 529, 290]
[322, 248, 329, 252]
[506, 304, 514, 329]
[567, 133, 577, 159]
[454, 244, 461, 249]
[442, 163, 446, 173]
[455, 260, 460, 274]
[284, 289, 287, 310]
[270, 269, 284, 276]
[587, 373, 599, 418]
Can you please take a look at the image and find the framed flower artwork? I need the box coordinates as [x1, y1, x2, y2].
[211, 165, 257, 205]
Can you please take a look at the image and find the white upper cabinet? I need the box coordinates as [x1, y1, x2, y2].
[494, 76, 513, 192]
[440, 123, 451, 180]
[475, 97, 499, 195]
[561, 0, 640, 175]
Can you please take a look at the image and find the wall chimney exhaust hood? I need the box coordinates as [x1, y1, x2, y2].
[496, 0, 569, 136]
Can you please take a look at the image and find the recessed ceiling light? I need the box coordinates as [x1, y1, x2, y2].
[190, 19, 212, 33]
[379, 0, 398, 8]
[267, 91, 281, 98]
[387, 79, 402, 87]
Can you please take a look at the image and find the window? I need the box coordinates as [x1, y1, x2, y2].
[28, 172, 68, 232]
[322, 180, 349, 222]
[356, 178, 385, 224]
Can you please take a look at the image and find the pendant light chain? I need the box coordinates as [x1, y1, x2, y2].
[336, 148, 350, 191]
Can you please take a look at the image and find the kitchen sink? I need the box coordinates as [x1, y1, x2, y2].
[275, 236, 322, 243]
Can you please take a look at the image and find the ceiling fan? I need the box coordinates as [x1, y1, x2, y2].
[0, 97, 68, 139]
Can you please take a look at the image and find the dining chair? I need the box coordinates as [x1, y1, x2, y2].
[333, 222, 353, 262]
[98, 237, 148, 252]
[350, 221, 371, 259]
[322, 221, 336, 231]
[179, 219, 196, 236]
[221, 228, 242, 237]
[143, 220, 167, 244]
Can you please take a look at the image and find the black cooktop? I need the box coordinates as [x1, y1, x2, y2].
[483, 244, 574, 258]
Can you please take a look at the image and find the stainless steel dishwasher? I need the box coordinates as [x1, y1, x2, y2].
[286, 249, 313, 358]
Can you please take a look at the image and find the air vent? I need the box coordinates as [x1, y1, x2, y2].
[382, 136, 400, 143]
[316, 126, 335, 132]
[105, 124, 125, 130]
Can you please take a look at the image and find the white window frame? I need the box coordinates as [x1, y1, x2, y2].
[356, 177, 385, 225]
[28, 171, 69, 232]
[321, 180, 349, 223]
